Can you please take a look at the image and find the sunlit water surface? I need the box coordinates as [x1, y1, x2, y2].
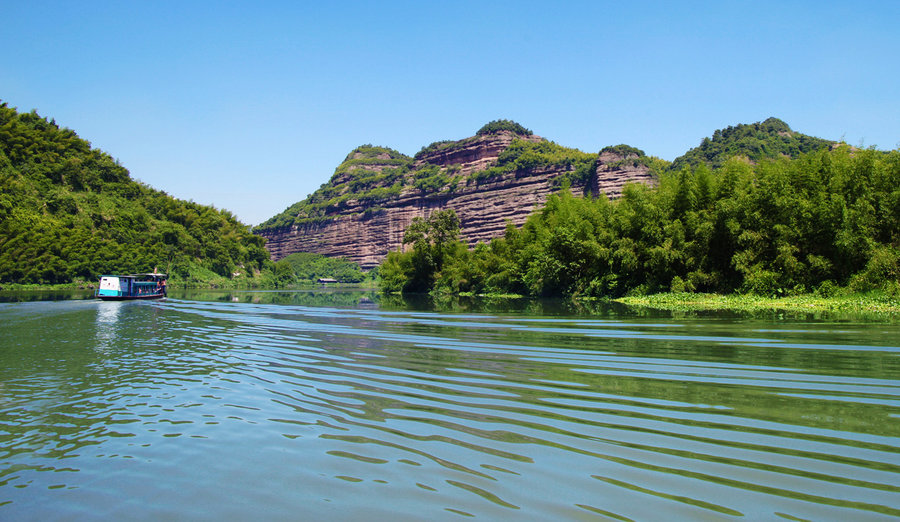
[1, 292, 898, 520]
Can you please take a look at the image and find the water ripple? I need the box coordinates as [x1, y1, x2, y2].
[0, 298, 898, 519]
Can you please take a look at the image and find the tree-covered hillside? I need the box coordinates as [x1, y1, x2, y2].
[0, 102, 271, 285]
[670, 117, 834, 171]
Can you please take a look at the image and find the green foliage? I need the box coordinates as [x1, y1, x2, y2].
[598, 144, 664, 176]
[414, 140, 457, 159]
[272, 259, 295, 288]
[618, 291, 900, 317]
[341, 144, 409, 163]
[411, 164, 452, 192]
[476, 119, 532, 137]
[279, 252, 365, 283]
[0, 102, 272, 285]
[333, 145, 411, 180]
[379, 209, 465, 293]
[600, 144, 646, 157]
[470, 139, 596, 185]
[670, 117, 834, 172]
[382, 146, 900, 299]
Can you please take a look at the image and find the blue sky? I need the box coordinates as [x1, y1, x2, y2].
[3, 1, 898, 225]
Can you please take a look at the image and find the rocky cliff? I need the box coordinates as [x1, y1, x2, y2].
[256, 124, 657, 269]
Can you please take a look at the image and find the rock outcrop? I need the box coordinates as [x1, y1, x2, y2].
[256, 130, 656, 269]
[594, 146, 656, 199]
[413, 132, 543, 175]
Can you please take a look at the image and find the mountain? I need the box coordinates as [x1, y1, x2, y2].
[669, 117, 834, 171]
[256, 118, 839, 270]
[255, 120, 661, 268]
[0, 102, 270, 285]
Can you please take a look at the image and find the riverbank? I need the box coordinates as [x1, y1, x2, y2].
[3, 282, 898, 319]
[0, 281, 98, 292]
[616, 291, 900, 317]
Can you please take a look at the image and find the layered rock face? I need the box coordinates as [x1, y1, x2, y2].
[257, 131, 656, 269]
[412, 132, 543, 175]
[594, 148, 656, 199]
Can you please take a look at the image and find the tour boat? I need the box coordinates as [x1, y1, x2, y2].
[96, 273, 167, 300]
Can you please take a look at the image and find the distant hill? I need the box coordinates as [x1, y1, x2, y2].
[0, 102, 270, 285]
[670, 117, 834, 171]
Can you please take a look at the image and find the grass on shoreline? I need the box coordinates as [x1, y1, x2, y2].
[616, 291, 900, 316]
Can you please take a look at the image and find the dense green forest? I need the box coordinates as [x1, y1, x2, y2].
[381, 146, 900, 298]
[0, 103, 277, 286]
[271, 252, 368, 287]
[669, 117, 834, 171]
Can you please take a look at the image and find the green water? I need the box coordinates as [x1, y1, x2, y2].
[1, 290, 898, 520]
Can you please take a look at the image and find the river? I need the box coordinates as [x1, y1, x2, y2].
[1, 290, 898, 520]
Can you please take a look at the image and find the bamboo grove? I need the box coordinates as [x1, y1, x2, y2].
[381, 146, 900, 298]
